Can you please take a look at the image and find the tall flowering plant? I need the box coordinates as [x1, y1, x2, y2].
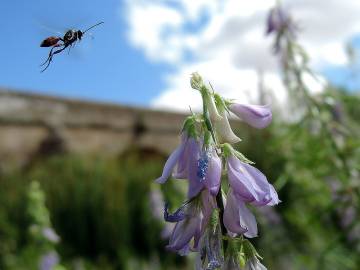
[265, 2, 360, 268]
[155, 73, 280, 269]
[27, 181, 65, 270]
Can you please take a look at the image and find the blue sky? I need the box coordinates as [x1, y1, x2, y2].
[0, 0, 173, 106]
[0, 0, 359, 109]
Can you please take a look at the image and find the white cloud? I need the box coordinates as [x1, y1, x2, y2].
[123, 0, 360, 111]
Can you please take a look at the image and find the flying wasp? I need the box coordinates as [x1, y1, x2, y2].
[40, 21, 104, 72]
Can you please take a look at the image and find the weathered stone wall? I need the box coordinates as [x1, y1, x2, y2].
[0, 89, 189, 167]
[0, 89, 242, 168]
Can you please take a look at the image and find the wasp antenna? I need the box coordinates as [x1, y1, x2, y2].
[83, 21, 104, 34]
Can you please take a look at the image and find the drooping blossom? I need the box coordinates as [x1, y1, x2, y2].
[154, 113, 205, 199]
[156, 126, 222, 198]
[173, 133, 192, 179]
[200, 190, 217, 235]
[224, 190, 257, 238]
[228, 104, 272, 129]
[227, 155, 280, 206]
[155, 132, 190, 184]
[197, 223, 223, 270]
[166, 197, 205, 254]
[222, 151, 279, 237]
[166, 191, 216, 256]
[166, 203, 202, 254]
[155, 130, 205, 199]
[196, 191, 223, 270]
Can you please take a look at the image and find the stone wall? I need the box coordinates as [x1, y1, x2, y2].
[0, 89, 242, 167]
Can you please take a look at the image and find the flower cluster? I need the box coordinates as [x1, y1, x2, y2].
[266, 4, 298, 57]
[155, 73, 280, 269]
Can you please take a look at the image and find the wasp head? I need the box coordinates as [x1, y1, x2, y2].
[77, 30, 83, 40]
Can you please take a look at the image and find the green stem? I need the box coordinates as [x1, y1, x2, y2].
[216, 188, 228, 251]
[201, 89, 228, 252]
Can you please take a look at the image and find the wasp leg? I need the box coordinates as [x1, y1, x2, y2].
[40, 45, 67, 72]
[40, 43, 64, 67]
[67, 41, 78, 55]
[67, 42, 73, 55]
[40, 47, 56, 67]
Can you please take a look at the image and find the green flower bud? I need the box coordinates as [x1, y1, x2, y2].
[190, 72, 204, 90]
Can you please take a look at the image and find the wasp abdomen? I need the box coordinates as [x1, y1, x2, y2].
[40, 37, 61, 47]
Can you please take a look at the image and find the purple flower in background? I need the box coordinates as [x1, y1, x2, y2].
[224, 190, 258, 238]
[229, 104, 272, 129]
[42, 227, 60, 243]
[39, 251, 59, 270]
[266, 6, 289, 35]
[227, 155, 280, 206]
[266, 5, 298, 53]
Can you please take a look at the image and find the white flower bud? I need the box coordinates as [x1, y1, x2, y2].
[214, 109, 241, 144]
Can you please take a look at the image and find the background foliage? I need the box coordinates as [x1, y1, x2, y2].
[0, 89, 359, 270]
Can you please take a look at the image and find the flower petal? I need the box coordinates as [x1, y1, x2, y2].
[228, 156, 273, 206]
[228, 157, 263, 202]
[203, 150, 222, 196]
[173, 133, 190, 179]
[267, 184, 281, 206]
[229, 103, 272, 129]
[237, 197, 258, 238]
[207, 94, 223, 122]
[224, 190, 247, 235]
[167, 215, 201, 252]
[156, 138, 187, 184]
[200, 190, 216, 235]
[187, 139, 205, 198]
